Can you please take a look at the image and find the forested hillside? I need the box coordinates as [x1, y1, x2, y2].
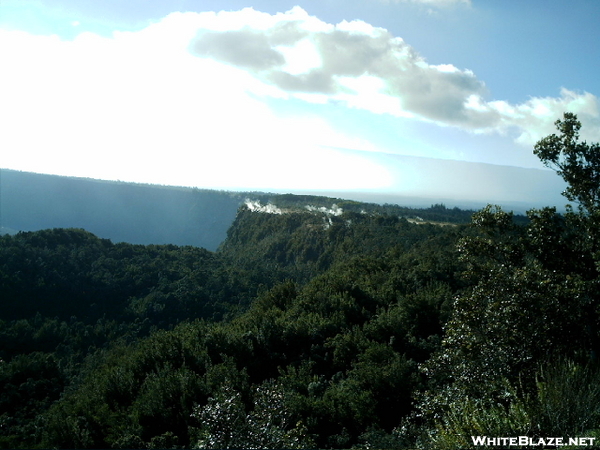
[1, 114, 600, 449]
[0, 202, 471, 448]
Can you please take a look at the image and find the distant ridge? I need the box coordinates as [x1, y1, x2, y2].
[0, 159, 569, 248]
[0, 170, 246, 250]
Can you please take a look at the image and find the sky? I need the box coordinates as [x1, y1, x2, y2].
[1, 0, 600, 202]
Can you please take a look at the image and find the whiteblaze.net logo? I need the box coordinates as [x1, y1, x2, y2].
[471, 436, 597, 447]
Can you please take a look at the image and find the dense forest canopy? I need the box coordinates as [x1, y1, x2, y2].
[1, 113, 600, 449]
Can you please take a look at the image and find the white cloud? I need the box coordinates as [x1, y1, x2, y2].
[187, 7, 600, 146]
[189, 8, 489, 126]
[2, 5, 599, 194]
[512, 89, 600, 145]
[466, 88, 600, 145]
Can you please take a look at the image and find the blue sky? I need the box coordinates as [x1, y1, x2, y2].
[1, 0, 599, 202]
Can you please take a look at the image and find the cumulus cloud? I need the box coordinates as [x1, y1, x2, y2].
[189, 7, 600, 144]
[189, 8, 490, 125]
[495, 89, 600, 145]
[455, 88, 600, 145]
[194, 29, 286, 70]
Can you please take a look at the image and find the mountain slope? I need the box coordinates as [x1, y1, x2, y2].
[0, 170, 246, 250]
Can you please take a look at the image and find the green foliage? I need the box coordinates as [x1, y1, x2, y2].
[532, 359, 600, 436]
[40, 323, 213, 448]
[0, 228, 257, 324]
[27, 211, 464, 448]
[419, 205, 593, 424]
[192, 380, 314, 449]
[218, 204, 455, 285]
[0, 352, 64, 449]
[9, 179, 589, 449]
[426, 389, 532, 450]
[425, 360, 600, 450]
[417, 114, 600, 449]
[534, 112, 600, 213]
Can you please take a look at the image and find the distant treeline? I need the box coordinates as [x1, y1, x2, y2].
[258, 193, 480, 223]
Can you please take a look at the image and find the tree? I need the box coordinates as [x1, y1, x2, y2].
[534, 112, 600, 213]
[191, 380, 313, 449]
[534, 113, 600, 360]
[419, 114, 600, 440]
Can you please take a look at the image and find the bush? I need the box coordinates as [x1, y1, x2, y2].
[425, 359, 600, 450]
